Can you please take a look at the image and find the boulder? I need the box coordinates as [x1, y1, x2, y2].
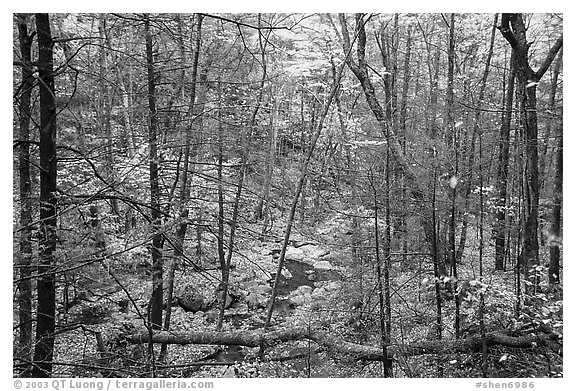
[285, 247, 305, 262]
[324, 281, 342, 292]
[301, 245, 330, 260]
[246, 292, 267, 310]
[252, 284, 272, 296]
[311, 287, 327, 300]
[293, 285, 313, 295]
[313, 261, 338, 281]
[175, 285, 207, 313]
[313, 260, 333, 270]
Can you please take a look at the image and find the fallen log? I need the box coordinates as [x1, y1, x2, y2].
[125, 326, 561, 362]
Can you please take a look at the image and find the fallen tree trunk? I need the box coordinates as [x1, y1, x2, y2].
[126, 326, 560, 361]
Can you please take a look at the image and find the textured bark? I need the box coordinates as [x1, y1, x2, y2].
[499, 14, 563, 274]
[144, 15, 163, 330]
[15, 13, 34, 377]
[32, 13, 58, 378]
[127, 327, 560, 361]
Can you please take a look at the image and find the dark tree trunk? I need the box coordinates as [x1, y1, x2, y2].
[16, 13, 34, 377]
[32, 13, 58, 378]
[499, 13, 563, 277]
[445, 13, 460, 339]
[144, 15, 163, 331]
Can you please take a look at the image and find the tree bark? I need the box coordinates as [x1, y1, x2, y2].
[127, 327, 560, 361]
[15, 13, 34, 377]
[144, 15, 163, 331]
[499, 13, 563, 276]
[32, 13, 58, 378]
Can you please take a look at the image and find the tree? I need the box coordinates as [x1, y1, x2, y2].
[15, 13, 34, 376]
[144, 14, 164, 331]
[498, 14, 563, 278]
[32, 13, 58, 377]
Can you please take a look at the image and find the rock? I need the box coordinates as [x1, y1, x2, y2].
[281, 267, 293, 279]
[246, 292, 267, 310]
[301, 245, 330, 260]
[222, 366, 236, 378]
[205, 310, 219, 323]
[324, 281, 342, 292]
[252, 284, 272, 296]
[288, 285, 313, 307]
[293, 285, 313, 295]
[314, 261, 338, 281]
[305, 270, 316, 281]
[313, 260, 333, 271]
[274, 298, 296, 313]
[285, 247, 305, 262]
[311, 287, 327, 300]
[287, 295, 303, 307]
[174, 284, 207, 313]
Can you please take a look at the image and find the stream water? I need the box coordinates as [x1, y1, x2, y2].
[216, 259, 316, 363]
[276, 259, 315, 296]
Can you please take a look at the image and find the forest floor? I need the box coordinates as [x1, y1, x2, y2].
[14, 215, 563, 378]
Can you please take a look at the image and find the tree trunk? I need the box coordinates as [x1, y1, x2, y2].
[32, 13, 58, 378]
[144, 15, 163, 331]
[15, 13, 34, 377]
[445, 13, 460, 340]
[539, 48, 562, 193]
[127, 326, 559, 361]
[499, 13, 563, 278]
[215, 80, 228, 330]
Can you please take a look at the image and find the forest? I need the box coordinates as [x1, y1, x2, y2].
[12, 13, 563, 378]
